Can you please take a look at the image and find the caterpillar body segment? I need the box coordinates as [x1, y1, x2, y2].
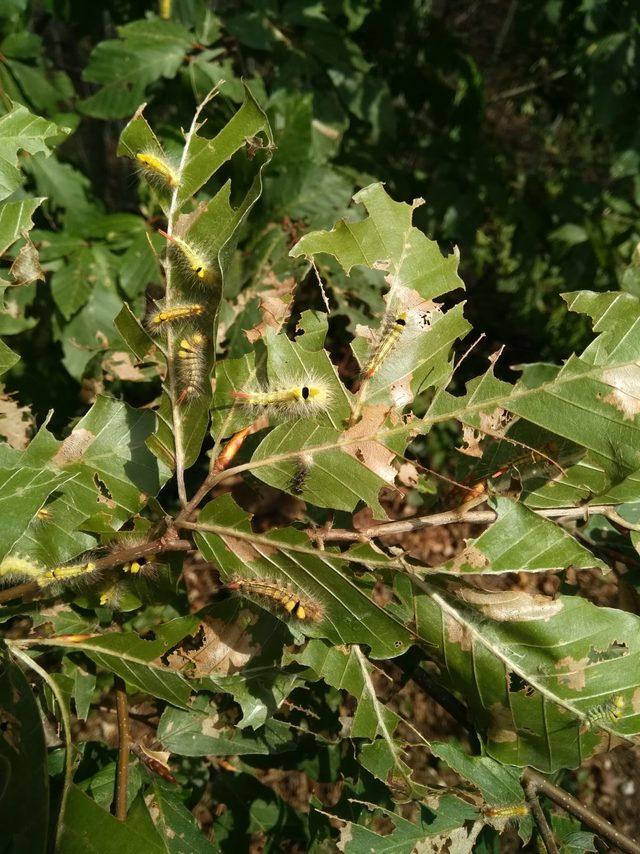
[0, 555, 43, 584]
[232, 379, 332, 419]
[176, 332, 208, 403]
[226, 576, 324, 622]
[158, 229, 216, 286]
[145, 303, 206, 334]
[135, 150, 178, 188]
[482, 804, 529, 819]
[362, 309, 408, 379]
[36, 561, 99, 590]
[584, 694, 624, 729]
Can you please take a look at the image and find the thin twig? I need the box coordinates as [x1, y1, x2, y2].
[0, 538, 193, 604]
[524, 779, 559, 854]
[310, 504, 619, 543]
[522, 769, 640, 854]
[114, 676, 130, 821]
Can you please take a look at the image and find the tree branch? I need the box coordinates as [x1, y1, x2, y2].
[524, 778, 559, 854]
[310, 504, 620, 543]
[0, 537, 193, 604]
[114, 676, 130, 821]
[522, 769, 640, 854]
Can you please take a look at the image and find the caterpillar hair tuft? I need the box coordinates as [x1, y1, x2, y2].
[135, 150, 179, 188]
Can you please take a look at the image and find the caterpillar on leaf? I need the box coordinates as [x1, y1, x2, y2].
[482, 804, 529, 819]
[290, 454, 312, 495]
[232, 377, 332, 419]
[226, 576, 324, 622]
[158, 229, 216, 287]
[135, 150, 178, 188]
[362, 309, 407, 379]
[176, 332, 208, 403]
[584, 694, 624, 729]
[145, 303, 205, 335]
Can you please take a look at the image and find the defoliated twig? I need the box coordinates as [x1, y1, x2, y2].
[309, 504, 619, 543]
[114, 677, 130, 821]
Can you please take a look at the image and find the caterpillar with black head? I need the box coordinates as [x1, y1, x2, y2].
[158, 229, 216, 287]
[226, 576, 324, 622]
[290, 454, 312, 495]
[362, 309, 407, 379]
[232, 377, 332, 419]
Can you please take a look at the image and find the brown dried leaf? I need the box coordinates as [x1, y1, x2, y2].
[244, 271, 296, 344]
[0, 393, 33, 449]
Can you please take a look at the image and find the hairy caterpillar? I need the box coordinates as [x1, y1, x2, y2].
[226, 576, 324, 622]
[36, 561, 100, 590]
[290, 454, 312, 495]
[362, 309, 407, 379]
[135, 150, 178, 188]
[99, 579, 123, 608]
[36, 507, 53, 522]
[232, 378, 332, 418]
[177, 332, 208, 403]
[158, 0, 172, 19]
[145, 303, 205, 334]
[482, 804, 529, 819]
[0, 555, 43, 584]
[158, 229, 216, 287]
[584, 694, 624, 729]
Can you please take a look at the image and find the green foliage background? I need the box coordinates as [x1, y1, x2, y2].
[1, 1, 640, 851]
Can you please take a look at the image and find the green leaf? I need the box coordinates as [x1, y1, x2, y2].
[80, 20, 193, 119]
[0, 462, 74, 560]
[430, 742, 524, 806]
[291, 182, 463, 301]
[34, 619, 199, 709]
[57, 787, 164, 854]
[412, 581, 640, 772]
[438, 496, 607, 574]
[0, 647, 49, 854]
[0, 197, 44, 255]
[145, 781, 215, 853]
[0, 337, 19, 377]
[45, 396, 171, 531]
[193, 495, 413, 658]
[0, 101, 66, 199]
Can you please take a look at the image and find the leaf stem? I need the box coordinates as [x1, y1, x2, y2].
[114, 676, 130, 821]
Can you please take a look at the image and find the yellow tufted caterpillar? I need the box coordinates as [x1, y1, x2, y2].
[36, 560, 100, 590]
[482, 804, 529, 819]
[0, 555, 44, 584]
[176, 332, 208, 403]
[158, 229, 216, 287]
[226, 576, 324, 622]
[362, 309, 407, 379]
[145, 303, 206, 334]
[135, 150, 179, 188]
[232, 378, 332, 419]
